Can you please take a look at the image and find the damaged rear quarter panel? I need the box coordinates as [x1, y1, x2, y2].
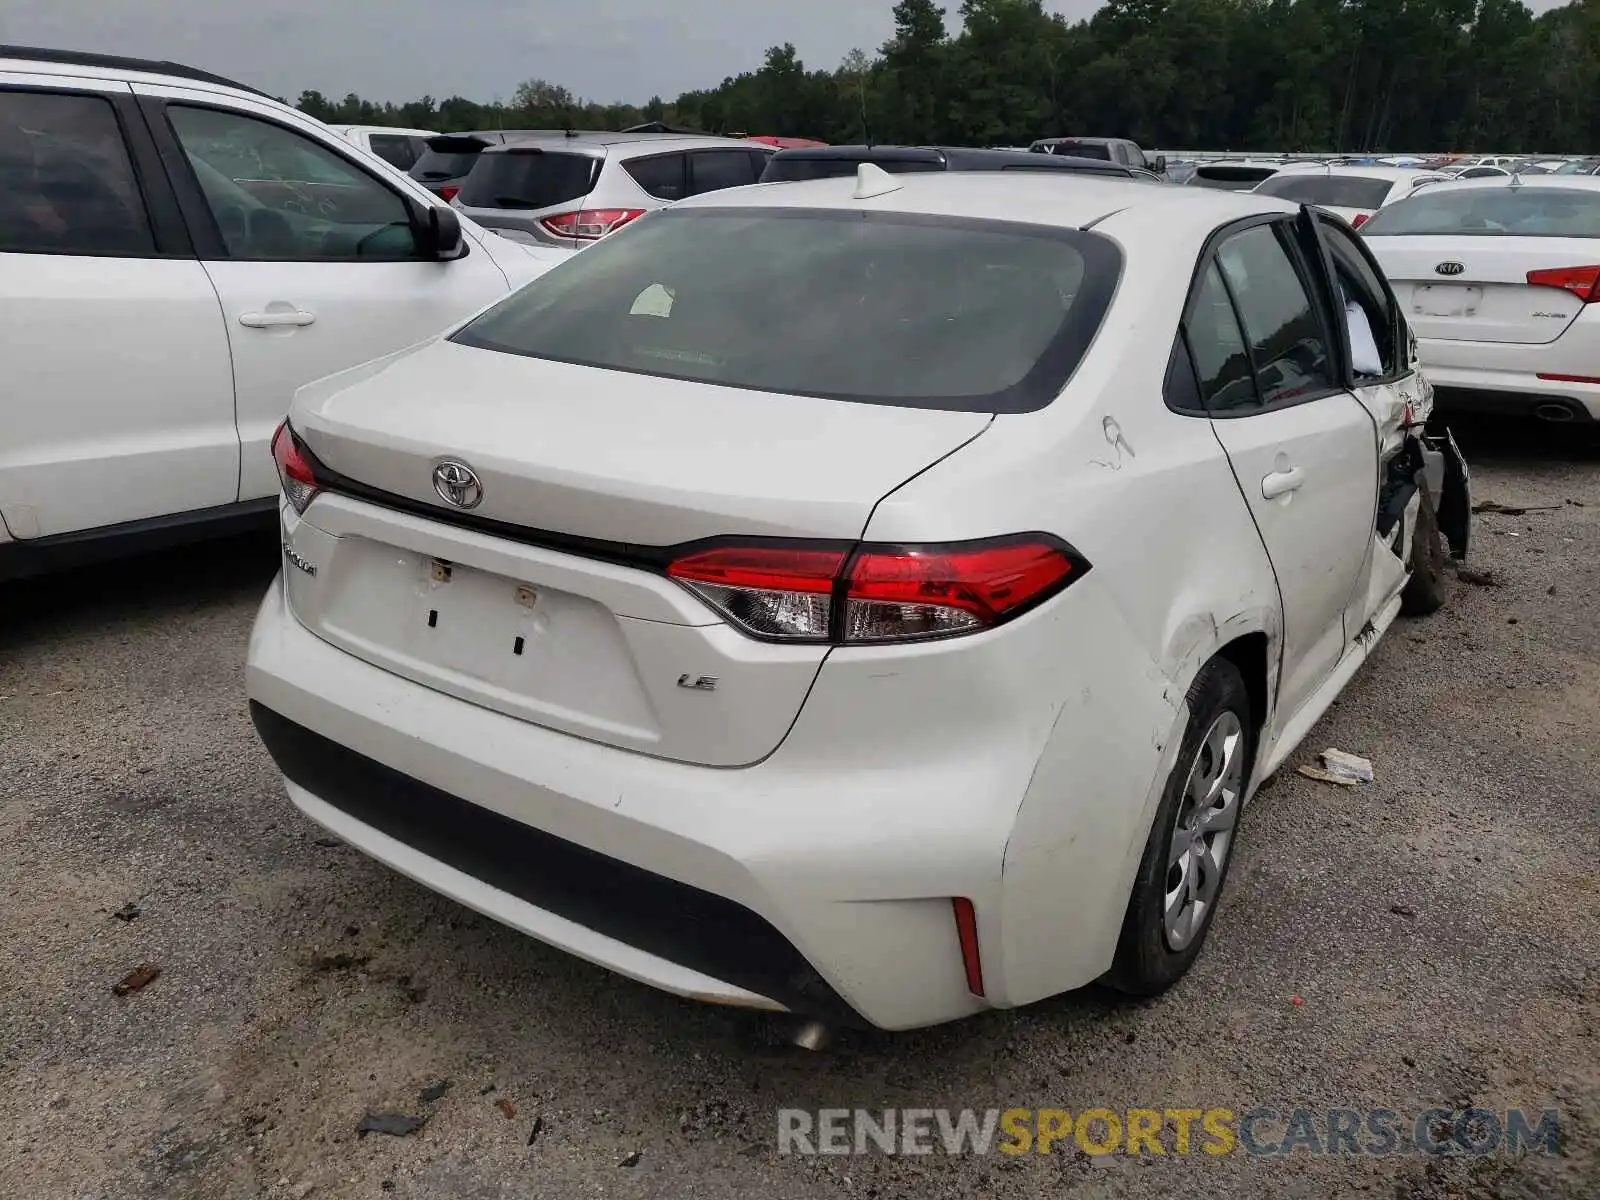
[860, 283, 1283, 1003]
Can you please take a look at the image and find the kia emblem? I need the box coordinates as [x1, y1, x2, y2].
[1434, 261, 1465, 276]
[432, 459, 483, 509]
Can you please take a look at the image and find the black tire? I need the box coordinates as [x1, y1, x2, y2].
[1401, 487, 1448, 617]
[1106, 657, 1252, 997]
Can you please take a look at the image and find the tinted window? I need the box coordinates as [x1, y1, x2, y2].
[1255, 174, 1394, 209]
[1184, 262, 1257, 412]
[168, 105, 418, 260]
[1360, 186, 1600, 237]
[1046, 140, 1112, 161]
[458, 149, 598, 209]
[1190, 166, 1278, 191]
[688, 150, 758, 194]
[454, 208, 1121, 413]
[1216, 223, 1335, 406]
[1163, 333, 1204, 413]
[0, 90, 155, 256]
[760, 156, 944, 182]
[368, 133, 421, 170]
[624, 152, 687, 200]
[411, 141, 486, 182]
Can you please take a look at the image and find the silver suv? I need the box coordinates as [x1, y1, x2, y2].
[452, 132, 776, 248]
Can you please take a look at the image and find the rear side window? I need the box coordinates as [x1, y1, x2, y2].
[760, 156, 944, 182]
[458, 149, 599, 209]
[625, 153, 687, 200]
[1360, 187, 1600, 237]
[0, 89, 155, 256]
[1183, 262, 1257, 412]
[367, 133, 422, 170]
[453, 208, 1122, 413]
[1215, 223, 1336, 406]
[687, 149, 759, 195]
[1255, 174, 1394, 210]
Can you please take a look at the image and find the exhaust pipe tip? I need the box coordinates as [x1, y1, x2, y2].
[1534, 401, 1577, 423]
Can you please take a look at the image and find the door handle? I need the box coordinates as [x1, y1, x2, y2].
[239, 310, 315, 328]
[1261, 467, 1305, 500]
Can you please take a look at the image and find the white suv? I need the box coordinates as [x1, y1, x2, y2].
[0, 46, 562, 580]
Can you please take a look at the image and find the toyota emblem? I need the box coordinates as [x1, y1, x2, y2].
[432, 459, 483, 510]
[1434, 261, 1465, 276]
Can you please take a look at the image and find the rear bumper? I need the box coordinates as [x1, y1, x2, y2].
[1419, 336, 1600, 420]
[246, 575, 1026, 1029]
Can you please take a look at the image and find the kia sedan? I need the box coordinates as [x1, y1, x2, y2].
[247, 170, 1469, 1031]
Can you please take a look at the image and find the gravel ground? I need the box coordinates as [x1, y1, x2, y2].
[2, 418, 1597, 1200]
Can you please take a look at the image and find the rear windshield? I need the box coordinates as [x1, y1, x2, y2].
[1360, 187, 1600, 237]
[1254, 174, 1394, 209]
[458, 149, 600, 209]
[760, 156, 944, 182]
[1040, 140, 1111, 161]
[410, 144, 484, 182]
[452, 208, 1121, 413]
[1190, 166, 1278, 191]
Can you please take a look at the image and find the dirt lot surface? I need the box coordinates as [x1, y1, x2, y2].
[3, 419, 1597, 1199]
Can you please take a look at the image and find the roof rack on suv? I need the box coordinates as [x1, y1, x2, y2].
[0, 44, 270, 98]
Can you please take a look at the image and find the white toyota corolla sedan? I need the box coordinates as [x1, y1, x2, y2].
[247, 170, 1471, 1031]
[1360, 175, 1600, 423]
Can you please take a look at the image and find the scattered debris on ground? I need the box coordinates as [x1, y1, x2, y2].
[356, 1112, 425, 1138]
[1473, 500, 1560, 516]
[306, 952, 370, 974]
[111, 903, 141, 922]
[495, 1097, 517, 1121]
[1456, 567, 1502, 587]
[526, 1115, 544, 1146]
[618, 1150, 642, 1168]
[111, 963, 161, 996]
[1297, 748, 1373, 786]
[418, 1080, 450, 1104]
[1390, 903, 1418, 918]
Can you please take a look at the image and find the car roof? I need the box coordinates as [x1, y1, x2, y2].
[479, 131, 751, 150]
[768, 144, 1134, 174]
[1274, 164, 1444, 181]
[674, 169, 1291, 230]
[1428, 175, 1600, 193]
[0, 43, 270, 98]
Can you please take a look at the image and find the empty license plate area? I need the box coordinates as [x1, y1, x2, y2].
[1411, 284, 1482, 319]
[315, 538, 660, 741]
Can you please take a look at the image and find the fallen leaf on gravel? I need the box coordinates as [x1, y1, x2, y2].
[111, 902, 141, 922]
[112, 963, 161, 996]
[419, 1080, 451, 1104]
[1456, 568, 1501, 587]
[496, 1098, 517, 1120]
[527, 1115, 544, 1145]
[313, 837, 341, 848]
[1390, 903, 1417, 918]
[618, 1150, 642, 1168]
[357, 1112, 425, 1138]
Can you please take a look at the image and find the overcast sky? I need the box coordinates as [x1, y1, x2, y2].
[6, 0, 1572, 107]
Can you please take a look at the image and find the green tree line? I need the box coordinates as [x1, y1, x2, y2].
[295, 0, 1600, 152]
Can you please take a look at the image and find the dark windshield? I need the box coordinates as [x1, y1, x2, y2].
[1190, 166, 1279, 191]
[1360, 187, 1600, 237]
[457, 149, 600, 210]
[410, 148, 482, 181]
[1254, 174, 1394, 209]
[760, 156, 944, 182]
[1039, 140, 1111, 161]
[452, 208, 1122, 413]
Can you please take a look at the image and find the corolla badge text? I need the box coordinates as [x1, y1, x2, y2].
[282, 540, 317, 576]
[433, 459, 483, 510]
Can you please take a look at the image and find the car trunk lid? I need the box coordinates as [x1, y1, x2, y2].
[282, 338, 992, 766]
[1364, 235, 1596, 344]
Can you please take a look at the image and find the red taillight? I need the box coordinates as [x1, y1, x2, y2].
[437, 184, 460, 203]
[1525, 265, 1600, 303]
[951, 898, 985, 997]
[665, 535, 1085, 644]
[270, 420, 319, 514]
[539, 208, 646, 240]
[1349, 212, 1370, 229]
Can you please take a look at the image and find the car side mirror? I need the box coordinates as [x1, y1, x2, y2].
[416, 203, 465, 260]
